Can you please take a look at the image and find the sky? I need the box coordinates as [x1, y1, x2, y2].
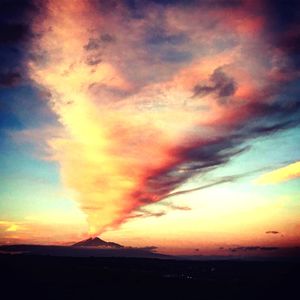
[0, 0, 300, 256]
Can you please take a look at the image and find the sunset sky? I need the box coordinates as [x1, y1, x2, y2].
[0, 0, 299, 256]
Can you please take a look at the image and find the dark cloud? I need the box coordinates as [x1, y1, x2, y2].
[192, 85, 215, 98]
[263, 0, 300, 70]
[146, 31, 188, 46]
[161, 175, 242, 200]
[229, 247, 279, 252]
[0, 0, 37, 20]
[95, 0, 120, 13]
[134, 144, 249, 204]
[211, 68, 237, 97]
[130, 208, 166, 219]
[126, 0, 243, 9]
[264, 0, 300, 33]
[169, 204, 191, 211]
[0, 72, 22, 87]
[221, 246, 300, 258]
[246, 96, 300, 117]
[143, 22, 192, 65]
[151, 201, 192, 212]
[145, 211, 166, 217]
[84, 34, 114, 51]
[145, 0, 196, 6]
[238, 98, 300, 139]
[83, 34, 115, 66]
[0, 23, 29, 44]
[139, 246, 158, 252]
[0, 0, 55, 135]
[137, 86, 300, 204]
[193, 67, 237, 101]
[0, 0, 38, 44]
[158, 165, 273, 201]
[278, 31, 300, 56]
[266, 231, 280, 234]
[86, 56, 102, 66]
[123, 0, 195, 13]
[250, 120, 298, 135]
[101, 33, 115, 43]
[88, 83, 131, 100]
[131, 201, 192, 217]
[0, 0, 39, 94]
[84, 38, 101, 51]
[161, 49, 193, 63]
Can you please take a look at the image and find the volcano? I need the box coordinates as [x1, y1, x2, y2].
[73, 237, 123, 248]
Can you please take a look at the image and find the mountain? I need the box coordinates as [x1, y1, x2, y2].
[72, 237, 123, 248]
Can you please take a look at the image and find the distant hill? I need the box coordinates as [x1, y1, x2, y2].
[0, 244, 169, 259]
[72, 237, 123, 248]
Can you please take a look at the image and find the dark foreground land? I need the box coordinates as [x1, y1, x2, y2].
[1, 254, 299, 300]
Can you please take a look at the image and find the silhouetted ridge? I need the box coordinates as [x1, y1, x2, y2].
[73, 237, 123, 248]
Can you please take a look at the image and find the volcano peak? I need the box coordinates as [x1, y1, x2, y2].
[72, 237, 123, 248]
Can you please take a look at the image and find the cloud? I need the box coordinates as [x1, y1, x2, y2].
[266, 231, 280, 234]
[0, 72, 22, 87]
[220, 246, 300, 257]
[255, 161, 300, 185]
[193, 67, 237, 102]
[0, 0, 37, 45]
[168, 204, 191, 211]
[160, 175, 244, 200]
[0, 23, 29, 44]
[228, 246, 279, 252]
[153, 201, 192, 211]
[130, 209, 167, 219]
[26, 0, 300, 236]
[130, 202, 192, 219]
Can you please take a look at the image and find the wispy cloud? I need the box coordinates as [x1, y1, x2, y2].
[228, 246, 279, 252]
[255, 161, 300, 185]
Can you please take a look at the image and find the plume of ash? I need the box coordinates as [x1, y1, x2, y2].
[28, 0, 300, 235]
